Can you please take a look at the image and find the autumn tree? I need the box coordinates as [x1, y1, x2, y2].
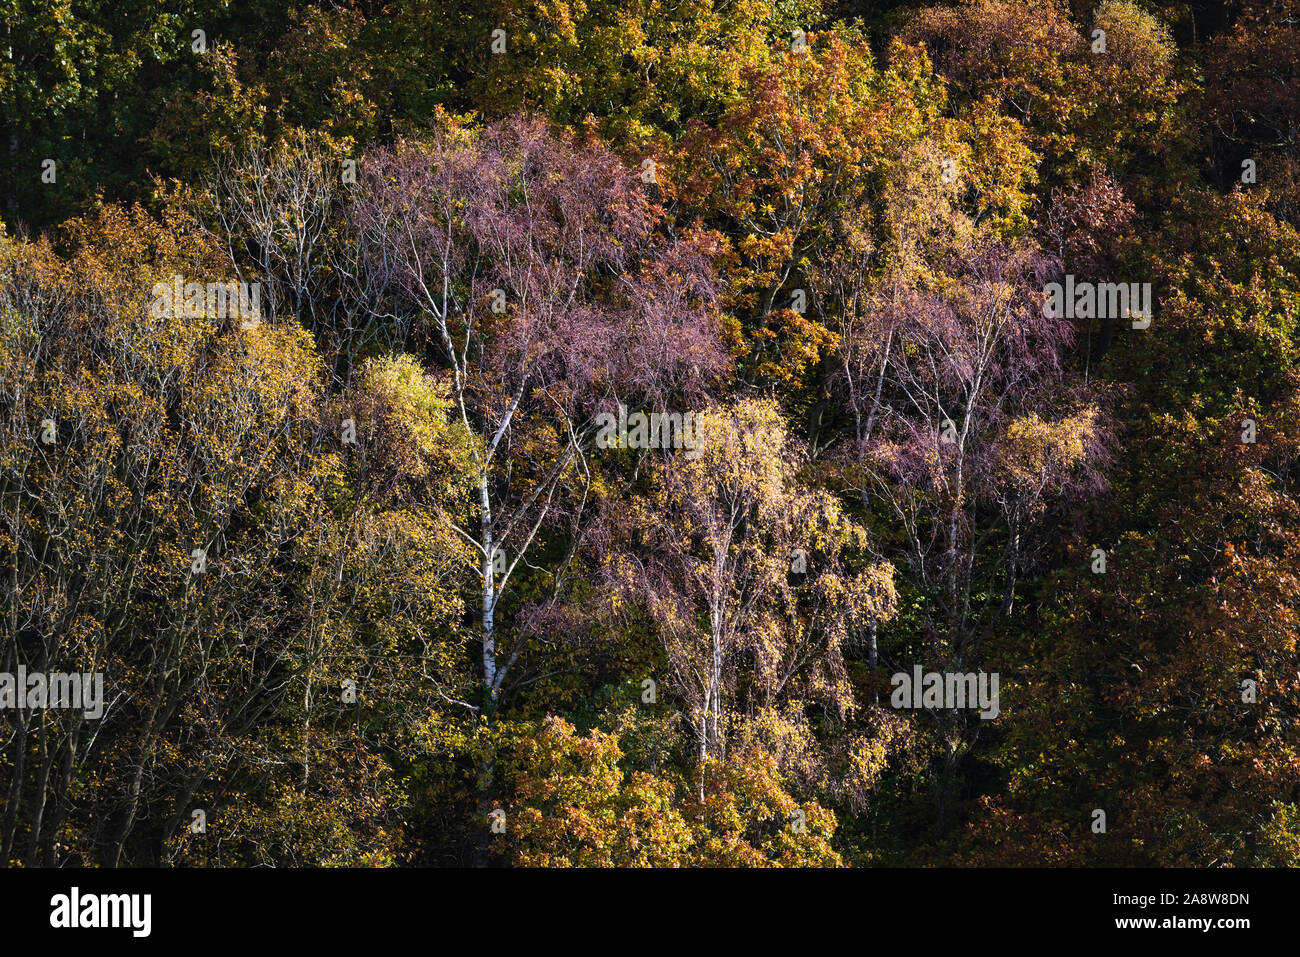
[1202, 0, 1300, 228]
[0, 204, 476, 865]
[966, 185, 1300, 864]
[905, 0, 1185, 196]
[503, 714, 849, 866]
[604, 398, 899, 808]
[820, 230, 1108, 825]
[346, 114, 729, 853]
[463, 0, 825, 150]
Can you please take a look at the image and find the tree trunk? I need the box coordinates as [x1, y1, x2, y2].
[474, 471, 498, 867]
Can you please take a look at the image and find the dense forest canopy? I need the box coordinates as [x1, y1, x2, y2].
[2, 0, 1299, 867]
